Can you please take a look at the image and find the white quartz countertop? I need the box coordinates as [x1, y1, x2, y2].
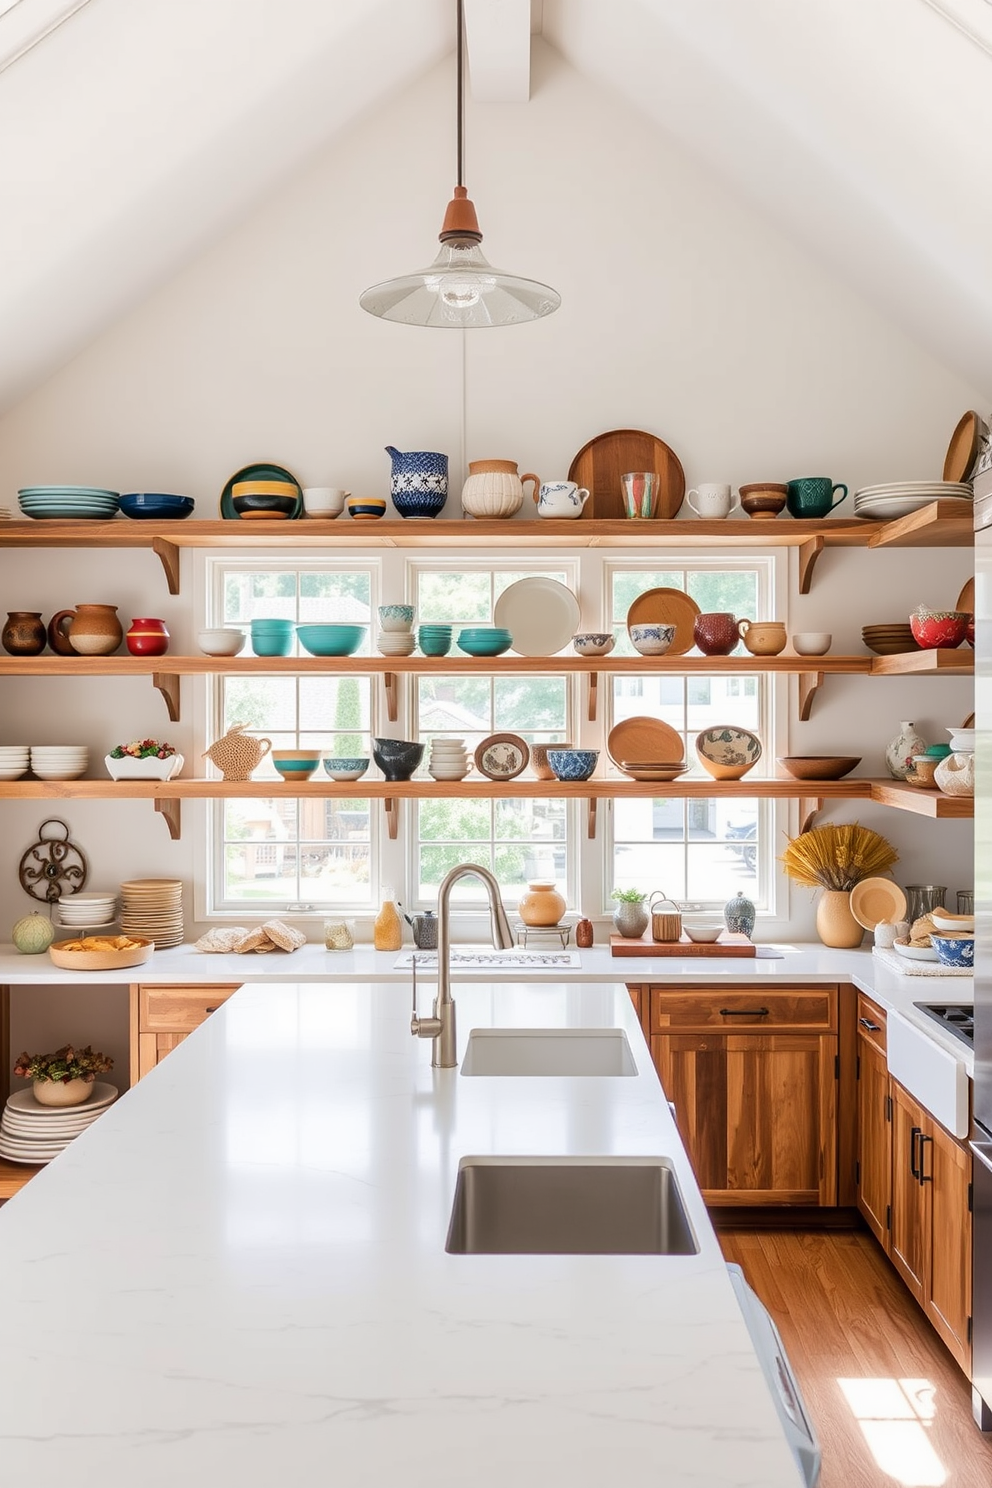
[0, 979, 805, 1487]
[0, 939, 973, 1071]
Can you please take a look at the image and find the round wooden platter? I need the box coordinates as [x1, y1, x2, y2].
[568, 428, 686, 521]
[607, 715, 684, 769]
[943, 411, 986, 483]
[626, 586, 700, 655]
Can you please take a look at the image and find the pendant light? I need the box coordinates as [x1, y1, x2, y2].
[359, 0, 560, 328]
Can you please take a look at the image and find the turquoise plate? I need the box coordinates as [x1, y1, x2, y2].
[220, 462, 303, 521]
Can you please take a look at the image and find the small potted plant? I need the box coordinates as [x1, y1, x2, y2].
[105, 737, 184, 781]
[13, 1044, 114, 1107]
[610, 887, 649, 939]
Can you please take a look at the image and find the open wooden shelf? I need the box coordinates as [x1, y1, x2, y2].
[869, 780, 974, 817]
[866, 501, 975, 549]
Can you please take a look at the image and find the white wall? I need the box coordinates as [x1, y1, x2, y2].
[0, 42, 979, 1053]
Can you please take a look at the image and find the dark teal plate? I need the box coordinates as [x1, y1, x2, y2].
[220, 462, 303, 520]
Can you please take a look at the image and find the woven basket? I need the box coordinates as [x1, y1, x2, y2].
[203, 723, 272, 781]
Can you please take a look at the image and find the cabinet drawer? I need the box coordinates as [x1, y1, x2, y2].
[857, 994, 887, 1055]
[138, 984, 238, 1034]
[650, 986, 836, 1033]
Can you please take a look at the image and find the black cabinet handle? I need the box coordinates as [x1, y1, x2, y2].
[910, 1126, 922, 1179]
[859, 1017, 882, 1032]
[205, 1006, 219, 1014]
[718, 1007, 770, 1017]
[919, 1133, 933, 1184]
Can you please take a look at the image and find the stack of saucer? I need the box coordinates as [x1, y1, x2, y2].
[377, 629, 417, 657]
[429, 738, 471, 781]
[0, 745, 30, 781]
[862, 624, 919, 655]
[30, 745, 89, 780]
[56, 891, 118, 930]
[0, 1082, 118, 1165]
[119, 877, 184, 947]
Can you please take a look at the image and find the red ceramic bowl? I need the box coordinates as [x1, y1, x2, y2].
[909, 609, 968, 649]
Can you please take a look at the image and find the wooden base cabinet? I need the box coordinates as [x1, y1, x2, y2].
[130, 983, 238, 1082]
[857, 995, 973, 1374]
[642, 985, 839, 1206]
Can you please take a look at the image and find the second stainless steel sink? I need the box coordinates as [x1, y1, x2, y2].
[460, 1028, 636, 1076]
[445, 1156, 698, 1254]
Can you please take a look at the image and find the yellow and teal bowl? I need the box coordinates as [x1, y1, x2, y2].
[271, 750, 321, 782]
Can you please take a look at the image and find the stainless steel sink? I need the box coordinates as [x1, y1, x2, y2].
[460, 1028, 636, 1076]
[445, 1156, 698, 1254]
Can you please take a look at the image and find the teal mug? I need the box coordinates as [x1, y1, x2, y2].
[786, 476, 848, 519]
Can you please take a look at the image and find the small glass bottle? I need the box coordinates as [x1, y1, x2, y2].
[373, 894, 403, 951]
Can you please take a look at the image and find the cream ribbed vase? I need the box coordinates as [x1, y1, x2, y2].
[815, 890, 864, 948]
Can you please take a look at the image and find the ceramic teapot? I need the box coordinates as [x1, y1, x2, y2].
[203, 723, 272, 782]
[461, 460, 539, 520]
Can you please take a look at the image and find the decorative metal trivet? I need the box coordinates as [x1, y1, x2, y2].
[514, 922, 572, 949]
[18, 818, 88, 906]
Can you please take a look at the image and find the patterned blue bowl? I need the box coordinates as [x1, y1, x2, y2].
[548, 748, 599, 782]
[930, 935, 974, 968]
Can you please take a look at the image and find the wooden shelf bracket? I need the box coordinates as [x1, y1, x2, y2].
[151, 537, 181, 596]
[154, 797, 182, 840]
[384, 796, 399, 840]
[798, 796, 823, 834]
[798, 670, 824, 721]
[587, 672, 598, 722]
[798, 536, 825, 595]
[152, 671, 180, 722]
[587, 797, 598, 839]
[383, 671, 398, 723]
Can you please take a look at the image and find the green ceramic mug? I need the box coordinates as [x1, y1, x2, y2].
[786, 476, 848, 519]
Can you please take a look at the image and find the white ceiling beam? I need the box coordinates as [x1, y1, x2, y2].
[464, 0, 532, 102]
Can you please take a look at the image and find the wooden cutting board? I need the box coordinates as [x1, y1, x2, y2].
[610, 933, 756, 958]
[568, 429, 685, 520]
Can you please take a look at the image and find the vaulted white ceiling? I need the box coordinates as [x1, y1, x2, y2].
[0, 0, 989, 414]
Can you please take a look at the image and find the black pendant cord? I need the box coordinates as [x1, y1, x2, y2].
[456, 0, 465, 189]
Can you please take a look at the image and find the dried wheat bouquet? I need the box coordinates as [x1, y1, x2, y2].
[779, 823, 898, 892]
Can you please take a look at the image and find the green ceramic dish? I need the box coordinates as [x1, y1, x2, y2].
[220, 462, 303, 520]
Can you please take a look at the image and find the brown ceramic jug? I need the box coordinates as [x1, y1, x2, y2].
[693, 612, 740, 656]
[47, 603, 123, 656]
[2, 611, 46, 655]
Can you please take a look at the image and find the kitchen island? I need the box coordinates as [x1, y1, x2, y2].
[0, 977, 805, 1486]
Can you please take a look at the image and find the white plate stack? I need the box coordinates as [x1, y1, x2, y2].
[0, 745, 30, 781]
[0, 1081, 118, 1165]
[56, 891, 119, 930]
[853, 482, 973, 521]
[30, 745, 89, 780]
[428, 738, 471, 781]
[119, 877, 184, 947]
[377, 630, 417, 657]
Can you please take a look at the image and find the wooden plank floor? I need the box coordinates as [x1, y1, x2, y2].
[721, 1228, 992, 1487]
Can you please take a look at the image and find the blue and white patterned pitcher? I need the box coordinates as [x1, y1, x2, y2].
[385, 447, 448, 519]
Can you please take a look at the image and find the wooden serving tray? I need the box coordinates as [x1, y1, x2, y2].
[610, 932, 756, 958]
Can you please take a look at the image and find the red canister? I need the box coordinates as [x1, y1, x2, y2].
[693, 612, 740, 656]
[126, 617, 170, 657]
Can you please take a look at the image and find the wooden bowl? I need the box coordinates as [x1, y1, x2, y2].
[739, 484, 787, 520]
[695, 726, 761, 780]
[776, 755, 861, 781]
[49, 937, 154, 971]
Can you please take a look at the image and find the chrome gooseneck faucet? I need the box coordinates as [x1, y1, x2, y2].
[410, 863, 513, 1068]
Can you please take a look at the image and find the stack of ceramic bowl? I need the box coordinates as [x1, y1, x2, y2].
[119, 878, 184, 948]
[428, 738, 471, 781]
[56, 891, 118, 931]
[30, 745, 89, 780]
[457, 627, 512, 657]
[17, 486, 120, 520]
[0, 1082, 118, 1166]
[418, 624, 453, 657]
[377, 604, 416, 657]
[0, 745, 29, 780]
[853, 482, 972, 521]
[862, 624, 919, 655]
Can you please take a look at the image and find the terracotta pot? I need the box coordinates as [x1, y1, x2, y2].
[461, 460, 539, 520]
[126, 618, 170, 657]
[47, 604, 123, 656]
[693, 612, 740, 656]
[815, 890, 864, 948]
[738, 620, 787, 656]
[518, 880, 566, 927]
[2, 610, 46, 655]
[575, 918, 594, 949]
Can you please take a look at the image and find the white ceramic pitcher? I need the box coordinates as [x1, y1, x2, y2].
[536, 481, 590, 519]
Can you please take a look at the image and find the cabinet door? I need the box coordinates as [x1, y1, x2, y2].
[652, 1031, 837, 1205]
[924, 1122, 973, 1372]
[890, 1083, 928, 1304]
[857, 1036, 892, 1249]
[137, 1032, 189, 1081]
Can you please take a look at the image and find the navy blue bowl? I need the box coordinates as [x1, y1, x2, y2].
[119, 493, 195, 520]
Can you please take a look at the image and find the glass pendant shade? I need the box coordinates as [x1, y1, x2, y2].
[360, 237, 560, 327]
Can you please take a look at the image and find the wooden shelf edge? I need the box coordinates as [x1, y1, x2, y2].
[869, 781, 973, 817]
[869, 648, 973, 675]
[0, 777, 877, 800]
[0, 1159, 41, 1199]
[866, 501, 974, 550]
[0, 653, 879, 676]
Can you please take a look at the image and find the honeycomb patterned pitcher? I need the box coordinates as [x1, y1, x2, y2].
[203, 723, 272, 781]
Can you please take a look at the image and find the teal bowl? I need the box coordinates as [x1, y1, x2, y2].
[296, 624, 366, 657]
[252, 633, 294, 657]
[419, 629, 453, 657]
[458, 630, 512, 657]
[250, 617, 295, 629]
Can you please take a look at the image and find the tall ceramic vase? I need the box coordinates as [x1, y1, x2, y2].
[815, 890, 864, 948]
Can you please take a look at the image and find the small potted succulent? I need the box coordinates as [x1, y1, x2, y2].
[14, 1044, 114, 1107]
[610, 887, 649, 939]
[105, 737, 184, 781]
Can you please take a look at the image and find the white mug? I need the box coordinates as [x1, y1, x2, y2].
[685, 483, 738, 520]
[535, 481, 590, 520]
[303, 486, 350, 517]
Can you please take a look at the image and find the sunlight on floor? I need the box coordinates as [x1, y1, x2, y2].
[838, 1378, 946, 1487]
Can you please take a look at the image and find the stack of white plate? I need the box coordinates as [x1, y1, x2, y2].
[854, 482, 973, 521]
[56, 891, 118, 930]
[428, 738, 471, 781]
[377, 630, 417, 656]
[119, 877, 184, 947]
[0, 1081, 118, 1165]
[29, 745, 89, 780]
[0, 745, 30, 781]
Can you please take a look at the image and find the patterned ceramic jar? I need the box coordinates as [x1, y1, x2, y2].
[385, 447, 448, 519]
